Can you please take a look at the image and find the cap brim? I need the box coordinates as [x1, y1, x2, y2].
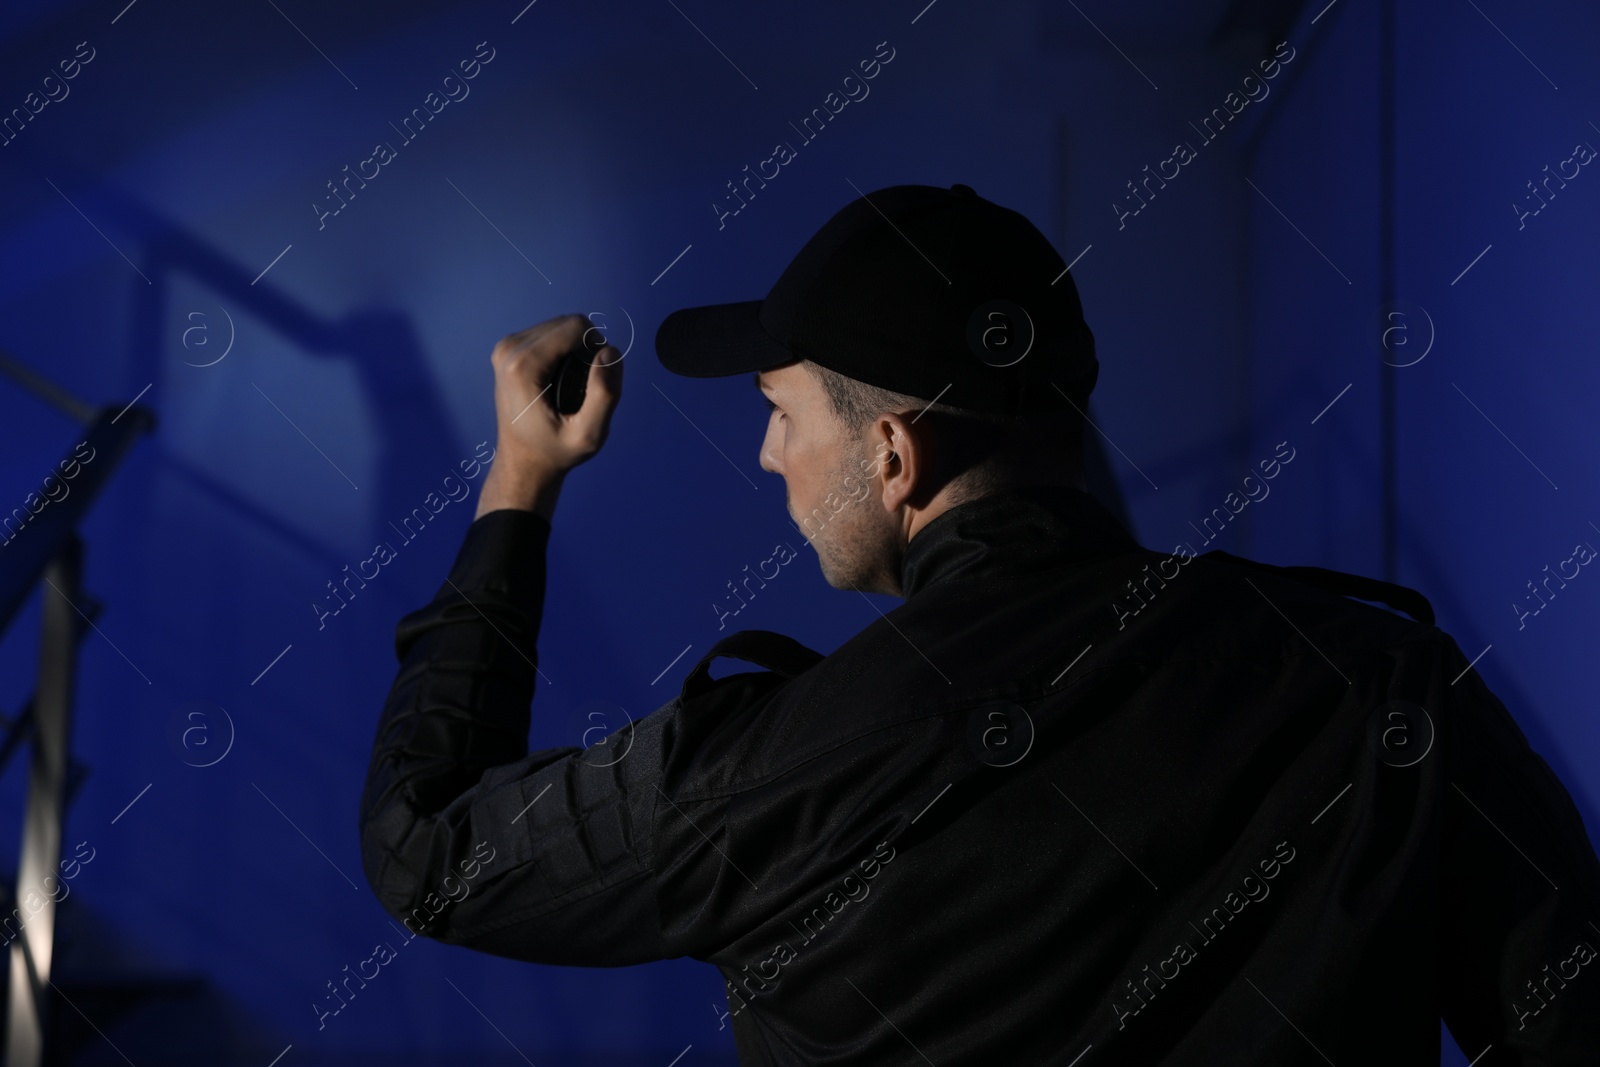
[655, 299, 796, 378]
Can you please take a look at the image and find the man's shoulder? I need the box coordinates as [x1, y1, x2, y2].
[1128, 546, 1444, 663]
[662, 548, 1463, 796]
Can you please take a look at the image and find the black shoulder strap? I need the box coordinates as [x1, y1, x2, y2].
[679, 629, 826, 703]
[1200, 549, 1436, 626]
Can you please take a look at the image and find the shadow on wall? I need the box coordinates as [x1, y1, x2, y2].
[70, 183, 471, 549]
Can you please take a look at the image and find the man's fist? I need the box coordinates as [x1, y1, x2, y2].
[490, 312, 623, 473]
[476, 313, 623, 521]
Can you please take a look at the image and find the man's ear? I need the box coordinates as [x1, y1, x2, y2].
[876, 412, 936, 512]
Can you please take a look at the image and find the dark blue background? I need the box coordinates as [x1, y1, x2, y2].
[0, 0, 1595, 1062]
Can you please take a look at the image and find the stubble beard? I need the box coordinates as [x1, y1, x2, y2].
[804, 440, 902, 595]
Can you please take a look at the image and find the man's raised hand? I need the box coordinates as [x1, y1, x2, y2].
[476, 313, 623, 521]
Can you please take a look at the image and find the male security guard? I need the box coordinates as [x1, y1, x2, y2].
[359, 184, 1600, 1064]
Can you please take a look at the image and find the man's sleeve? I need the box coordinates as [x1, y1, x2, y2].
[357, 508, 674, 967]
[1432, 631, 1600, 1063]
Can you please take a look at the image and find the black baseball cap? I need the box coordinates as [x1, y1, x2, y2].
[654, 182, 1098, 416]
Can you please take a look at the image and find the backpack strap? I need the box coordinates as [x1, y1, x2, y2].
[1201, 549, 1436, 626]
[679, 629, 826, 703]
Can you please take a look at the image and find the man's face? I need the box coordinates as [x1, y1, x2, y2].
[755, 363, 900, 593]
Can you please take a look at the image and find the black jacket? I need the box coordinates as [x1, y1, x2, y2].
[359, 483, 1600, 1065]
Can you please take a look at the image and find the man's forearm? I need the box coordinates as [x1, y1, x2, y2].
[358, 507, 550, 939]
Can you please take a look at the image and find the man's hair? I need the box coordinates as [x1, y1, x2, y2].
[799, 359, 1086, 507]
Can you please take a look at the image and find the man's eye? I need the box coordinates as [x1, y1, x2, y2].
[762, 396, 779, 412]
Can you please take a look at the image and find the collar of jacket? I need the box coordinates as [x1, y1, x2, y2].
[898, 483, 1143, 600]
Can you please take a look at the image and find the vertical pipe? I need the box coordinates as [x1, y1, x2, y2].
[4, 538, 82, 1067]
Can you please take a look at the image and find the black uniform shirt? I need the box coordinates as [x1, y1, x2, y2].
[359, 483, 1600, 1065]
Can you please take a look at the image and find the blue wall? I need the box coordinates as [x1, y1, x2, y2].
[0, 0, 1593, 1062]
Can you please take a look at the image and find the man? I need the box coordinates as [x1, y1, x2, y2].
[359, 184, 1600, 1064]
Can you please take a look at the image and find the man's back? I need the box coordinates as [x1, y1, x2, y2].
[361, 483, 1600, 1064]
